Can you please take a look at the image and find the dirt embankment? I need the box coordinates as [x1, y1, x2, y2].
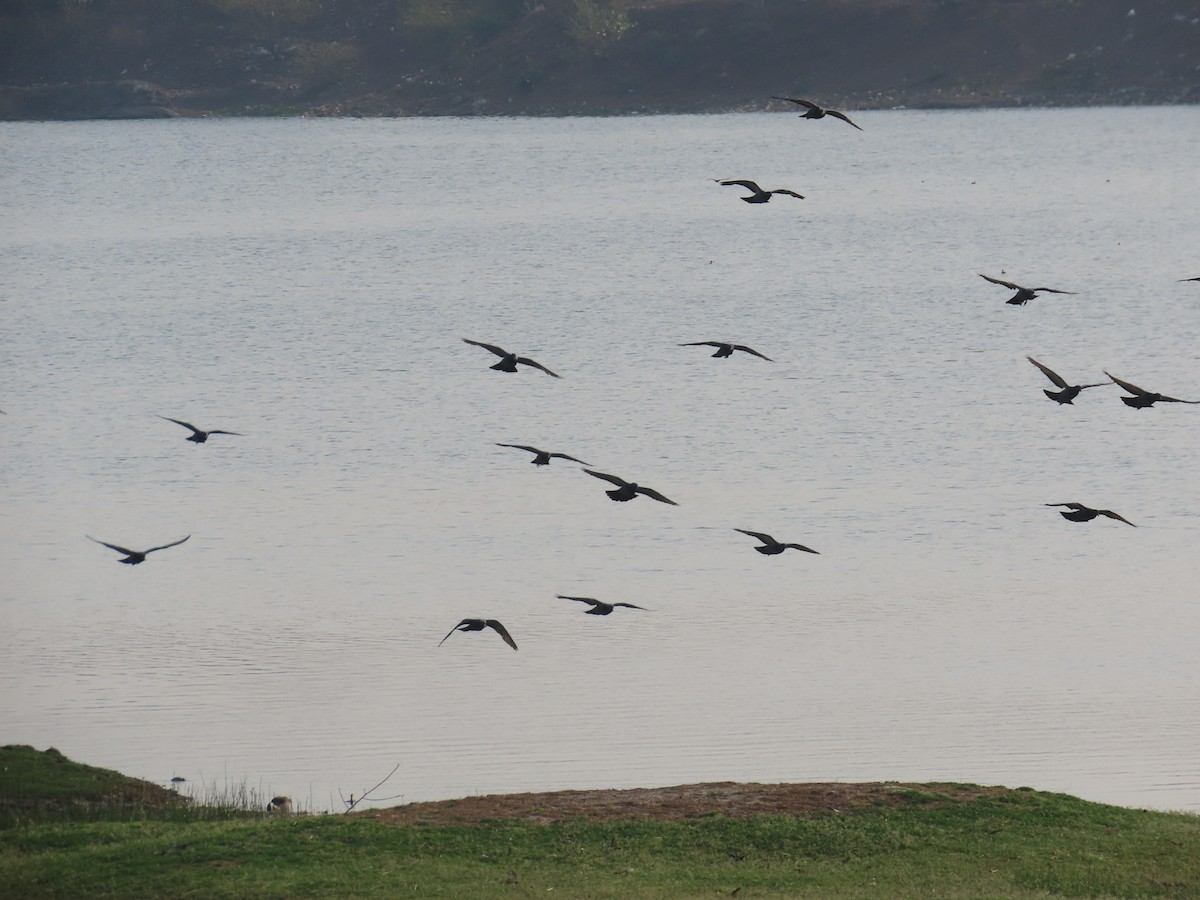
[1, 0, 1198, 120]
[361, 781, 1015, 825]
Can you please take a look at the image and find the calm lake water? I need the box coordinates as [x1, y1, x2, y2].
[2, 107, 1199, 813]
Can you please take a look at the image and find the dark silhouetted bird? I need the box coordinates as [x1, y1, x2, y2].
[680, 341, 773, 361]
[735, 529, 819, 555]
[556, 595, 647, 615]
[462, 339, 560, 377]
[159, 416, 240, 444]
[583, 469, 678, 505]
[979, 274, 1076, 305]
[772, 96, 863, 130]
[1045, 503, 1135, 527]
[87, 534, 191, 564]
[1105, 372, 1200, 408]
[717, 179, 804, 203]
[1025, 356, 1108, 405]
[1178, 277, 1200, 282]
[438, 618, 518, 650]
[496, 443, 588, 466]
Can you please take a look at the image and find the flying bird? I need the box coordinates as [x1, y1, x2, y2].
[1178, 277, 1200, 282]
[734, 529, 819, 555]
[979, 274, 1076, 306]
[87, 534, 191, 564]
[716, 179, 804, 203]
[462, 339, 560, 377]
[159, 416, 240, 444]
[680, 341, 773, 361]
[556, 595, 647, 615]
[1045, 503, 1135, 527]
[1025, 356, 1108, 405]
[496, 443, 589, 466]
[583, 469, 678, 505]
[1105, 371, 1200, 408]
[438, 618, 518, 650]
[771, 96, 863, 130]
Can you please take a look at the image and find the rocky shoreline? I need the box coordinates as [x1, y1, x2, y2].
[2, 78, 1190, 123]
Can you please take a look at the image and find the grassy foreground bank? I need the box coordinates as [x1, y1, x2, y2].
[2, 746, 1198, 898]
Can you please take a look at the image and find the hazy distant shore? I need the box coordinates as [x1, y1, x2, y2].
[2, 0, 1196, 121]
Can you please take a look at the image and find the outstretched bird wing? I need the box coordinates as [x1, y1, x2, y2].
[1098, 509, 1136, 527]
[584, 469, 629, 488]
[158, 416, 202, 435]
[1029, 287, 1076, 295]
[206, 429, 241, 436]
[772, 96, 819, 110]
[979, 274, 1022, 291]
[87, 535, 137, 556]
[783, 543, 820, 554]
[1045, 503, 1087, 510]
[557, 594, 601, 607]
[1026, 356, 1070, 389]
[497, 443, 542, 455]
[1155, 394, 1200, 403]
[484, 620, 518, 650]
[438, 619, 471, 646]
[735, 528, 776, 544]
[144, 535, 191, 554]
[634, 485, 678, 505]
[1105, 372, 1153, 397]
[680, 341, 727, 349]
[612, 602, 648, 610]
[514, 356, 560, 377]
[769, 189, 805, 199]
[825, 109, 863, 130]
[732, 344, 773, 360]
[548, 452, 589, 464]
[462, 338, 509, 358]
[719, 180, 764, 192]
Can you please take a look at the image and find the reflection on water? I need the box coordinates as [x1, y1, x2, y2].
[2, 107, 1199, 812]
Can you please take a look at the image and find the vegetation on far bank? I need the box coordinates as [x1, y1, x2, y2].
[2, 0, 1198, 119]
[2, 744, 1200, 898]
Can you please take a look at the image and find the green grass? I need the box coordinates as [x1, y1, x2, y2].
[0, 744, 269, 828]
[2, 746, 1199, 898]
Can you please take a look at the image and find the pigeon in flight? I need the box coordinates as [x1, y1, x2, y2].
[1045, 503, 1135, 527]
[680, 341, 772, 361]
[438, 618, 518, 650]
[87, 534, 191, 564]
[159, 416, 241, 444]
[772, 96, 863, 130]
[734, 529, 819, 555]
[462, 339, 560, 377]
[556, 595, 647, 615]
[1025, 357, 1108, 405]
[1105, 372, 1200, 408]
[717, 179, 804, 203]
[583, 470, 678, 505]
[496, 444, 589, 466]
[979, 274, 1076, 306]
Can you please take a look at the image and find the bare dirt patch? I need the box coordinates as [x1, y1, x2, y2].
[362, 781, 1013, 826]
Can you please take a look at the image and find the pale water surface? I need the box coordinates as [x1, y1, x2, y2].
[2, 108, 1199, 813]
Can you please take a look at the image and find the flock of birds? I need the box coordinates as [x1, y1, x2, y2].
[79, 97, 1200, 656]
